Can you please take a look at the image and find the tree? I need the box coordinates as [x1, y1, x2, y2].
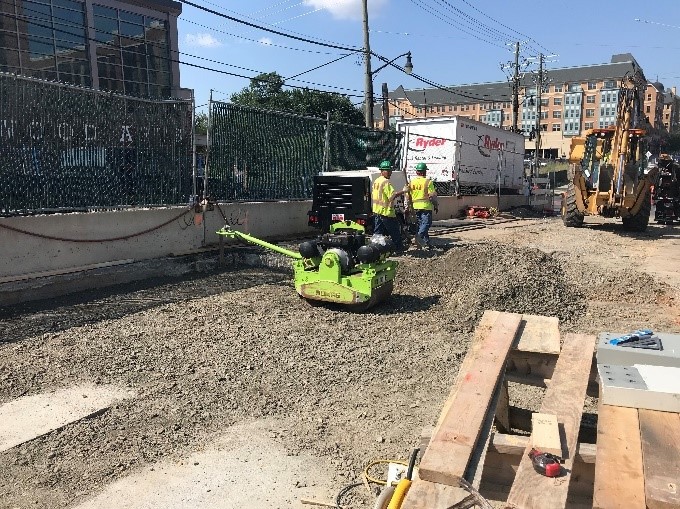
[230, 72, 363, 126]
[194, 112, 208, 135]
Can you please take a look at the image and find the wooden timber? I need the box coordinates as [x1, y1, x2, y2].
[505, 333, 596, 508]
[402, 312, 680, 509]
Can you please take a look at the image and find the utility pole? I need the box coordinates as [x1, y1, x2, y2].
[533, 53, 544, 177]
[512, 41, 520, 133]
[362, 0, 373, 128]
[382, 82, 389, 130]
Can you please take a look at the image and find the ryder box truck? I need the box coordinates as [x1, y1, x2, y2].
[396, 116, 526, 195]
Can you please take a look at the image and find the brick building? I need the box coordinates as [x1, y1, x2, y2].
[0, 0, 184, 98]
[381, 54, 676, 159]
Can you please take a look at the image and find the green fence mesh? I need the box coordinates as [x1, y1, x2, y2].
[206, 102, 402, 202]
[0, 73, 193, 216]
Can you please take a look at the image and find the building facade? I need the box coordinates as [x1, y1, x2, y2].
[0, 0, 182, 98]
[383, 54, 677, 158]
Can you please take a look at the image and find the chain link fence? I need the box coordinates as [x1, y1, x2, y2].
[205, 101, 402, 202]
[0, 73, 193, 216]
[1, 75, 403, 216]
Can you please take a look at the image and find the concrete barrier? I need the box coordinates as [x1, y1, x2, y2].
[0, 194, 528, 306]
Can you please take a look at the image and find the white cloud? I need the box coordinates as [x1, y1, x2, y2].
[302, 0, 387, 20]
[184, 33, 222, 48]
[259, 37, 273, 46]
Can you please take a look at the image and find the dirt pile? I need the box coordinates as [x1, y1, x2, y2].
[0, 219, 678, 508]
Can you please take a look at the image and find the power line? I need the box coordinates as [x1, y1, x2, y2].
[179, 0, 361, 52]
[428, 0, 522, 46]
[285, 53, 354, 80]
[180, 19, 341, 54]
[408, 0, 508, 49]
[460, 0, 552, 55]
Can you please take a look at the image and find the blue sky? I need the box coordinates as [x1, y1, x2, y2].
[177, 0, 680, 114]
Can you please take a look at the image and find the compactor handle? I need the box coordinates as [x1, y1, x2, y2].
[217, 226, 303, 259]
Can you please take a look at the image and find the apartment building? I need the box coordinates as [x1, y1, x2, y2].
[0, 0, 183, 98]
[663, 87, 680, 132]
[383, 54, 675, 159]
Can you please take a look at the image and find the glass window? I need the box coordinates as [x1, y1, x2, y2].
[554, 84, 563, 92]
[94, 15, 117, 43]
[119, 10, 143, 25]
[53, 7, 84, 27]
[25, 36, 53, 57]
[99, 77, 124, 93]
[120, 21, 144, 39]
[53, 22, 85, 45]
[53, 0, 82, 10]
[553, 110, 561, 118]
[0, 51, 21, 72]
[552, 123, 561, 131]
[21, 1, 52, 21]
[553, 97, 562, 105]
[0, 30, 19, 50]
[588, 82, 596, 90]
[93, 5, 117, 19]
[586, 109, 594, 117]
[586, 95, 595, 103]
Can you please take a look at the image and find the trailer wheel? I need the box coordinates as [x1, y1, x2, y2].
[622, 188, 652, 232]
[562, 184, 584, 227]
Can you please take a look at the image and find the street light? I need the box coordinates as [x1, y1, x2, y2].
[364, 52, 413, 128]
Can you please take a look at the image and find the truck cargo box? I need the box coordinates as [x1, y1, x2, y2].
[396, 116, 525, 195]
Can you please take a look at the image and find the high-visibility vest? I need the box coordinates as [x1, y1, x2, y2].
[409, 176, 436, 210]
[372, 175, 397, 217]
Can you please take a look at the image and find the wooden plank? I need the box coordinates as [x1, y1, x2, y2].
[516, 314, 560, 354]
[639, 409, 680, 509]
[419, 430, 596, 464]
[593, 404, 645, 509]
[432, 310, 500, 428]
[494, 381, 510, 433]
[505, 332, 596, 509]
[401, 478, 471, 509]
[531, 413, 563, 457]
[418, 311, 522, 486]
[507, 350, 558, 380]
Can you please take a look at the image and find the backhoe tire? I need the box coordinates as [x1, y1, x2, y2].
[562, 183, 584, 227]
[622, 188, 652, 232]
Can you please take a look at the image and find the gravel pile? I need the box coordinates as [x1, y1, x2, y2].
[0, 218, 678, 508]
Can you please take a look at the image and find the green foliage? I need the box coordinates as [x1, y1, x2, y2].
[194, 112, 208, 135]
[230, 72, 363, 126]
[664, 131, 680, 154]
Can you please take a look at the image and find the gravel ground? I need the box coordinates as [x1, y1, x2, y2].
[1, 216, 678, 508]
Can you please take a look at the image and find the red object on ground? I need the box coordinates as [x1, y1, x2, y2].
[528, 448, 563, 477]
[466, 206, 490, 218]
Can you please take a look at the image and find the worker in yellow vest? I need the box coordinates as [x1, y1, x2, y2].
[372, 160, 406, 252]
[406, 162, 438, 250]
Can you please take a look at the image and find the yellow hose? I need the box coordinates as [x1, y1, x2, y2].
[363, 459, 408, 485]
[386, 478, 412, 509]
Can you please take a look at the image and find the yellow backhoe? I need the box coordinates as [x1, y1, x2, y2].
[562, 68, 657, 231]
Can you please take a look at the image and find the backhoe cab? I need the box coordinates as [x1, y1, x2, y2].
[562, 70, 657, 231]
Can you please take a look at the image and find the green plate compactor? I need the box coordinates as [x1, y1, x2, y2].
[217, 220, 398, 311]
